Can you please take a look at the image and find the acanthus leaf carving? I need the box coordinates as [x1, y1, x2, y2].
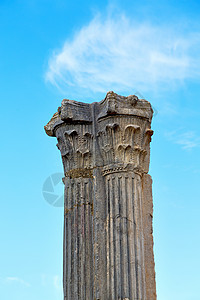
[97, 121, 149, 166]
[56, 128, 93, 171]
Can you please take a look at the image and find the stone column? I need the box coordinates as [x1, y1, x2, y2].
[45, 91, 156, 300]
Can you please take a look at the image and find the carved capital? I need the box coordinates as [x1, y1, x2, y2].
[55, 127, 93, 173]
[44, 91, 154, 174]
[97, 118, 153, 172]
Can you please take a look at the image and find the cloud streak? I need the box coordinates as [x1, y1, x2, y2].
[53, 275, 62, 291]
[175, 131, 200, 150]
[45, 13, 200, 95]
[166, 129, 200, 150]
[5, 277, 30, 287]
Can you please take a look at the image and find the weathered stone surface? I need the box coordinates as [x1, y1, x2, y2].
[45, 91, 156, 300]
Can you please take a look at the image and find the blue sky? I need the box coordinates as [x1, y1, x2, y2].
[0, 0, 200, 299]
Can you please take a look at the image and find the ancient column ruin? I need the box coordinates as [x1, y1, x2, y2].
[45, 91, 156, 300]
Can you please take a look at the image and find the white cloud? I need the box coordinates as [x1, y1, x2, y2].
[40, 273, 47, 287]
[45, 13, 200, 95]
[176, 131, 200, 150]
[5, 277, 30, 287]
[53, 275, 62, 291]
[166, 129, 200, 150]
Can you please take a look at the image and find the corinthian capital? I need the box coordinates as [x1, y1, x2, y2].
[45, 91, 153, 174]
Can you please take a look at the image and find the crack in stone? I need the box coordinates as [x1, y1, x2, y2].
[111, 214, 135, 224]
[65, 201, 93, 215]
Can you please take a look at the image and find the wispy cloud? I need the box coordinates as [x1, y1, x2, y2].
[45, 13, 200, 95]
[5, 277, 30, 287]
[40, 273, 47, 287]
[176, 131, 200, 150]
[166, 129, 200, 150]
[53, 275, 62, 291]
